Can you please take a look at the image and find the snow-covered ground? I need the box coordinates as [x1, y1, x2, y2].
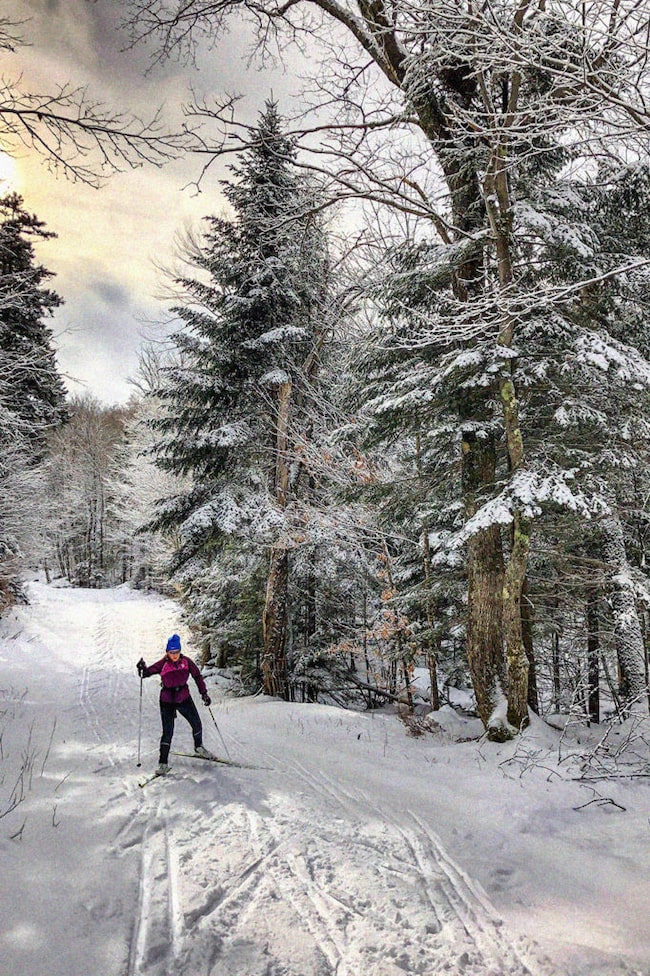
[1, 582, 649, 976]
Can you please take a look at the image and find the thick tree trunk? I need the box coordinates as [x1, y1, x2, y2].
[392, 19, 528, 736]
[601, 515, 648, 716]
[483, 134, 531, 732]
[461, 423, 508, 736]
[586, 587, 600, 724]
[413, 81, 514, 736]
[521, 577, 539, 714]
[262, 380, 292, 699]
[466, 524, 508, 733]
[503, 510, 532, 731]
[262, 546, 290, 698]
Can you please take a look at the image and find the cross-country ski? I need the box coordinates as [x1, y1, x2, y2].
[171, 751, 267, 770]
[139, 751, 264, 785]
[138, 769, 171, 789]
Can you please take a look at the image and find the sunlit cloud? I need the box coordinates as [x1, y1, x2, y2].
[0, 153, 18, 190]
[9, 0, 303, 404]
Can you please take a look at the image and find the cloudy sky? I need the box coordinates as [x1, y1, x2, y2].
[7, 0, 304, 404]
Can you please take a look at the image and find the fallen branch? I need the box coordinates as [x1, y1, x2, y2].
[573, 796, 626, 812]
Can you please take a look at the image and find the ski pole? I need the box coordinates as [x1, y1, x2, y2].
[208, 704, 231, 760]
[137, 676, 143, 767]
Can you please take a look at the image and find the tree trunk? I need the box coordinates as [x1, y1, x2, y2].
[306, 554, 317, 646]
[601, 515, 648, 716]
[86, 500, 95, 587]
[466, 524, 508, 734]
[262, 546, 290, 697]
[485, 154, 530, 732]
[416, 427, 440, 710]
[427, 640, 441, 711]
[586, 587, 600, 724]
[552, 633, 561, 712]
[521, 577, 538, 714]
[477, 98, 532, 733]
[262, 380, 292, 698]
[461, 424, 508, 737]
[503, 509, 532, 731]
[640, 608, 650, 713]
[409, 83, 515, 736]
[98, 481, 105, 574]
[403, 32, 525, 737]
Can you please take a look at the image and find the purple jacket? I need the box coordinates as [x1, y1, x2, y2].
[142, 654, 208, 705]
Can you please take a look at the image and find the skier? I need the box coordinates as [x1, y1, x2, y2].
[137, 634, 215, 776]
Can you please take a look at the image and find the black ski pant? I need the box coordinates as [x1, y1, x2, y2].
[159, 697, 202, 763]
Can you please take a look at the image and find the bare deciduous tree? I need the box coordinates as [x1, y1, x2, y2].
[0, 15, 192, 185]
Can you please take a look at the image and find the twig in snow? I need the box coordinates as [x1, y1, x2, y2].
[574, 773, 650, 781]
[54, 771, 72, 793]
[40, 718, 57, 777]
[9, 818, 26, 841]
[573, 796, 626, 812]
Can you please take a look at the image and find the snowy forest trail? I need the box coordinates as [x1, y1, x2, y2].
[1, 583, 649, 976]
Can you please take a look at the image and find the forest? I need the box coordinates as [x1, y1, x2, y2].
[3, 0, 650, 745]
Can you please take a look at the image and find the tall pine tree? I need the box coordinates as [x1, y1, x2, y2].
[0, 192, 67, 606]
[153, 102, 330, 694]
[0, 192, 67, 450]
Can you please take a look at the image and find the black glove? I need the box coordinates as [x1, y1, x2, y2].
[202, 693, 211, 706]
[137, 658, 147, 677]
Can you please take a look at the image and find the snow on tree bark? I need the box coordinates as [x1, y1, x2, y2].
[586, 587, 600, 725]
[461, 422, 509, 735]
[601, 515, 648, 716]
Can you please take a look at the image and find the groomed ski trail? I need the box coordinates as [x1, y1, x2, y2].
[5, 583, 639, 976]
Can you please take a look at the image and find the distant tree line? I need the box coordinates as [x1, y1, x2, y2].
[0, 192, 178, 600]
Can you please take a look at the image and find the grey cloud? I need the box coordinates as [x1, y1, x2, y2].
[17, 0, 308, 406]
[22, 0, 189, 92]
[54, 292, 164, 404]
[89, 277, 130, 310]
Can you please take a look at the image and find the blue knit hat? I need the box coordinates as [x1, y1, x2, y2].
[166, 634, 181, 652]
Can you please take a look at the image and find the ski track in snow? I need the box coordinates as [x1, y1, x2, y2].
[128, 799, 184, 976]
[127, 747, 559, 976]
[232, 755, 557, 976]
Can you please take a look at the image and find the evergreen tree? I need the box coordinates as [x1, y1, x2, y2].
[0, 192, 67, 452]
[0, 192, 67, 606]
[153, 102, 330, 694]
